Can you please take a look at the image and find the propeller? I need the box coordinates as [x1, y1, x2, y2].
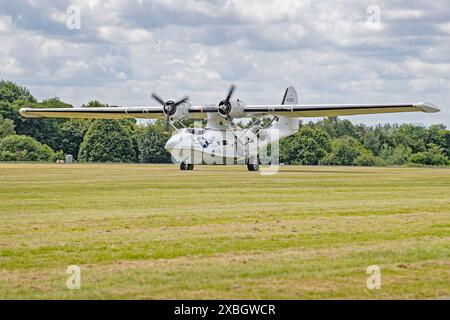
[151, 93, 189, 133]
[151, 93, 189, 120]
[218, 84, 236, 118]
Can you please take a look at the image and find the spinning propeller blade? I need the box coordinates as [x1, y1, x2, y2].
[218, 84, 236, 118]
[225, 84, 235, 103]
[151, 93, 166, 106]
[173, 96, 189, 107]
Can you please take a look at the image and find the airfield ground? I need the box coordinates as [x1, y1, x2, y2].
[0, 163, 449, 299]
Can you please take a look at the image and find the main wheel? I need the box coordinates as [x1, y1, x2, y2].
[247, 163, 259, 171]
[180, 162, 194, 170]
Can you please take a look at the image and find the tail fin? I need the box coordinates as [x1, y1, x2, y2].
[272, 86, 299, 136]
[281, 86, 298, 105]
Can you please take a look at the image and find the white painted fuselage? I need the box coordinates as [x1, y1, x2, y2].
[165, 114, 299, 165]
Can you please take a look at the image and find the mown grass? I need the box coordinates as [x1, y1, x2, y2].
[0, 163, 449, 299]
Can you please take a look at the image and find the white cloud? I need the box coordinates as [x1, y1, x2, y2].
[55, 60, 89, 79]
[384, 9, 424, 21]
[439, 22, 450, 34]
[97, 26, 153, 43]
[0, 57, 23, 76]
[47, 9, 67, 24]
[227, 0, 310, 24]
[0, 15, 13, 33]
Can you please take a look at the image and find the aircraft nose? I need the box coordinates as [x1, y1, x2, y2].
[165, 136, 178, 151]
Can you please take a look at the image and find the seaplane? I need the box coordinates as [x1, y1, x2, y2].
[20, 85, 440, 171]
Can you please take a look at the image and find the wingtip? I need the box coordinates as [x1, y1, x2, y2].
[19, 108, 40, 118]
[415, 102, 440, 113]
[19, 107, 29, 116]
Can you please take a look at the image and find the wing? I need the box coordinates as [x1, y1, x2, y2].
[244, 102, 440, 117]
[19, 106, 165, 119]
[19, 105, 215, 119]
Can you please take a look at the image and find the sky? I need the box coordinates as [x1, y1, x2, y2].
[0, 0, 449, 126]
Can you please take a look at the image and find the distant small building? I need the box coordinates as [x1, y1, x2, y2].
[65, 155, 73, 164]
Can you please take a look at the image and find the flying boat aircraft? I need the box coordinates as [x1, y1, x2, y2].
[20, 86, 440, 171]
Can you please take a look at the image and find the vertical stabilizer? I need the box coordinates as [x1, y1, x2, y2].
[273, 86, 299, 136]
[281, 86, 298, 105]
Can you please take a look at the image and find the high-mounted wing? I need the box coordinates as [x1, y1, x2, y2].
[19, 106, 165, 119]
[244, 102, 440, 117]
[19, 105, 216, 119]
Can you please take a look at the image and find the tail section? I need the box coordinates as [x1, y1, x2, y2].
[281, 86, 298, 105]
[273, 86, 299, 135]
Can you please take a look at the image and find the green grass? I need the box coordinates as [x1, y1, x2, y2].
[0, 163, 449, 299]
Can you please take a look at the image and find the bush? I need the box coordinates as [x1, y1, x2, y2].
[0, 135, 56, 161]
[353, 152, 385, 167]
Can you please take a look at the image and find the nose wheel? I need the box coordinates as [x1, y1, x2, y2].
[180, 162, 194, 171]
[247, 163, 259, 171]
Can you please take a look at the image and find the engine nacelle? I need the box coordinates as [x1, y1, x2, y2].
[218, 99, 246, 119]
[164, 101, 191, 121]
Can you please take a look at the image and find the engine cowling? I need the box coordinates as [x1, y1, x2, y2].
[218, 99, 245, 119]
[163, 100, 190, 121]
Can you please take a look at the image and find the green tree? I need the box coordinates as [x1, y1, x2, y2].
[118, 119, 140, 159]
[409, 144, 449, 166]
[138, 124, 171, 163]
[425, 125, 449, 157]
[280, 127, 331, 165]
[443, 131, 450, 158]
[10, 100, 65, 152]
[60, 119, 91, 159]
[0, 115, 15, 139]
[320, 136, 361, 166]
[363, 129, 383, 155]
[78, 120, 137, 162]
[0, 101, 17, 122]
[0, 135, 56, 161]
[380, 144, 412, 165]
[0, 80, 36, 103]
[314, 117, 360, 139]
[392, 124, 427, 153]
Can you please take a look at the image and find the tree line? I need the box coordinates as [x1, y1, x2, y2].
[0, 80, 449, 166]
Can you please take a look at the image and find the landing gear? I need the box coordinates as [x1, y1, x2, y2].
[246, 156, 260, 172]
[180, 162, 194, 171]
[247, 163, 259, 171]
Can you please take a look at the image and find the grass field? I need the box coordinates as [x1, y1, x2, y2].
[0, 163, 449, 299]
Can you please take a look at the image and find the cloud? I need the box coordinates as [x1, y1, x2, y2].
[97, 26, 153, 43]
[0, 57, 23, 76]
[0, 0, 449, 126]
[0, 15, 13, 33]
